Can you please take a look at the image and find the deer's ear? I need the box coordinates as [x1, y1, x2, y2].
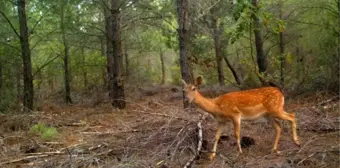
[181, 79, 187, 86]
[194, 76, 202, 86]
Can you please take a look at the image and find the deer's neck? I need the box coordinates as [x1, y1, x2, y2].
[193, 91, 220, 114]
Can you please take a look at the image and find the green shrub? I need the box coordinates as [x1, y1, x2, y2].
[29, 123, 58, 140]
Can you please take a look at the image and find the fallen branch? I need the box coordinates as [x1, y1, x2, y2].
[297, 152, 316, 165]
[312, 96, 339, 109]
[63, 122, 87, 127]
[297, 135, 317, 153]
[133, 110, 189, 121]
[42, 142, 64, 145]
[0, 155, 49, 166]
[24, 151, 64, 156]
[183, 118, 203, 168]
[94, 149, 113, 156]
[81, 126, 183, 136]
[88, 143, 108, 151]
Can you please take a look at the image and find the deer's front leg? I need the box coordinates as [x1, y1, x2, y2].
[232, 116, 242, 153]
[209, 122, 225, 160]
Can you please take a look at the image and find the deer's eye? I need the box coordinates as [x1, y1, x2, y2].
[191, 87, 196, 91]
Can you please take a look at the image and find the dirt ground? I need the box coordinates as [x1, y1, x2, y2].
[0, 86, 339, 168]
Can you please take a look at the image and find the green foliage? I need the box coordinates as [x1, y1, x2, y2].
[0, 87, 17, 113]
[170, 65, 181, 84]
[29, 123, 58, 140]
[0, 0, 338, 112]
[233, 0, 252, 21]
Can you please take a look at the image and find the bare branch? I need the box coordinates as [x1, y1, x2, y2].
[0, 10, 20, 38]
[30, 29, 58, 51]
[30, 14, 45, 35]
[32, 54, 61, 78]
[183, 117, 204, 168]
[194, 0, 222, 20]
[0, 41, 20, 51]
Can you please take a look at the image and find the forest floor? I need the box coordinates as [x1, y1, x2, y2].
[0, 85, 339, 168]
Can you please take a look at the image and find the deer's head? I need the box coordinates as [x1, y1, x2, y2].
[181, 76, 202, 103]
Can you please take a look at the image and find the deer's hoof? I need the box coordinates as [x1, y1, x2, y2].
[273, 149, 281, 155]
[295, 140, 301, 147]
[208, 153, 215, 161]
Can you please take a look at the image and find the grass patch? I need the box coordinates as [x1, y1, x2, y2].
[29, 123, 58, 140]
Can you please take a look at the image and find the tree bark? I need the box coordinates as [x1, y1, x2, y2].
[279, 0, 284, 89]
[111, 0, 125, 109]
[104, 0, 114, 101]
[0, 63, 2, 90]
[100, 36, 105, 57]
[124, 44, 129, 78]
[60, 0, 72, 103]
[160, 51, 166, 84]
[251, 0, 267, 75]
[18, 0, 34, 111]
[338, 0, 340, 65]
[176, 0, 192, 108]
[223, 56, 241, 85]
[81, 47, 88, 88]
[212, 17, 225, 86]
[100, 35, 107, 88]
[16, 64, 22, 102]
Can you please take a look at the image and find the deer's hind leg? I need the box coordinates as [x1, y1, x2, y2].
[267, 116, 282, 153]
[273, 109, 300, 146]
[232, 115, 242, 154]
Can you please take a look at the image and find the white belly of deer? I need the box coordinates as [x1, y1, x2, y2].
[239, 104, 266, 120]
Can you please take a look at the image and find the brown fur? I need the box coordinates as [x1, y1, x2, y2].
[182, 77, 300, 160]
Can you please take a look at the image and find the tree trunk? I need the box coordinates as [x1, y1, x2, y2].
[176, 0, 192, 108]
[18, 0, 33, 111]
[223, 56, 241, 85]
[60, 0, 72, 103]
[100, 35, 107, 88]
[48, 76, 54, 93]
[0, 63, 2, 89]
[251, 0, 267, 75]
[104, 1, 114, 100]
[16, 64, 22, 102]
[81, 47, 88, 88]
[212, 18, 225, 86]
[100, 36, 105, 57]
[160, 51, 166, 84]
[338, 0, 340, 66]
[111, 0, 125, 109]
[279, 0, 284, 89]
[124, 44, 129, 78]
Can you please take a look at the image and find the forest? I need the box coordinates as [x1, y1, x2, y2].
[0, 0, 339, 167]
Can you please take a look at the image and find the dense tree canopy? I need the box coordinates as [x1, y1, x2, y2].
[0, 0, 338, 112]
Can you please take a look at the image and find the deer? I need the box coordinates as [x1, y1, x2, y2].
[181, 76, 300, 160]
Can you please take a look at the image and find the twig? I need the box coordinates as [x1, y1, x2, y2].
[0, 155, 49, 166]
[42, 142, 64, 145]
[297, 152, 316, 165]
[183, 118, 204, 168]
[65, 147, 72, 163]
[312, 96, 339, 108]
[32, 54, 60, 78]
[24, 151, 64, 156]
[88, 143, 107, 151]
[132, 110, 189, 121]
[81, 126, 182, 135]
[63, 122, 87, 127]
[297, 135, 317, 153]
[94, 149, 113, 156]
[0, 10, 20, 38]
[58, 143, 85, 153]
